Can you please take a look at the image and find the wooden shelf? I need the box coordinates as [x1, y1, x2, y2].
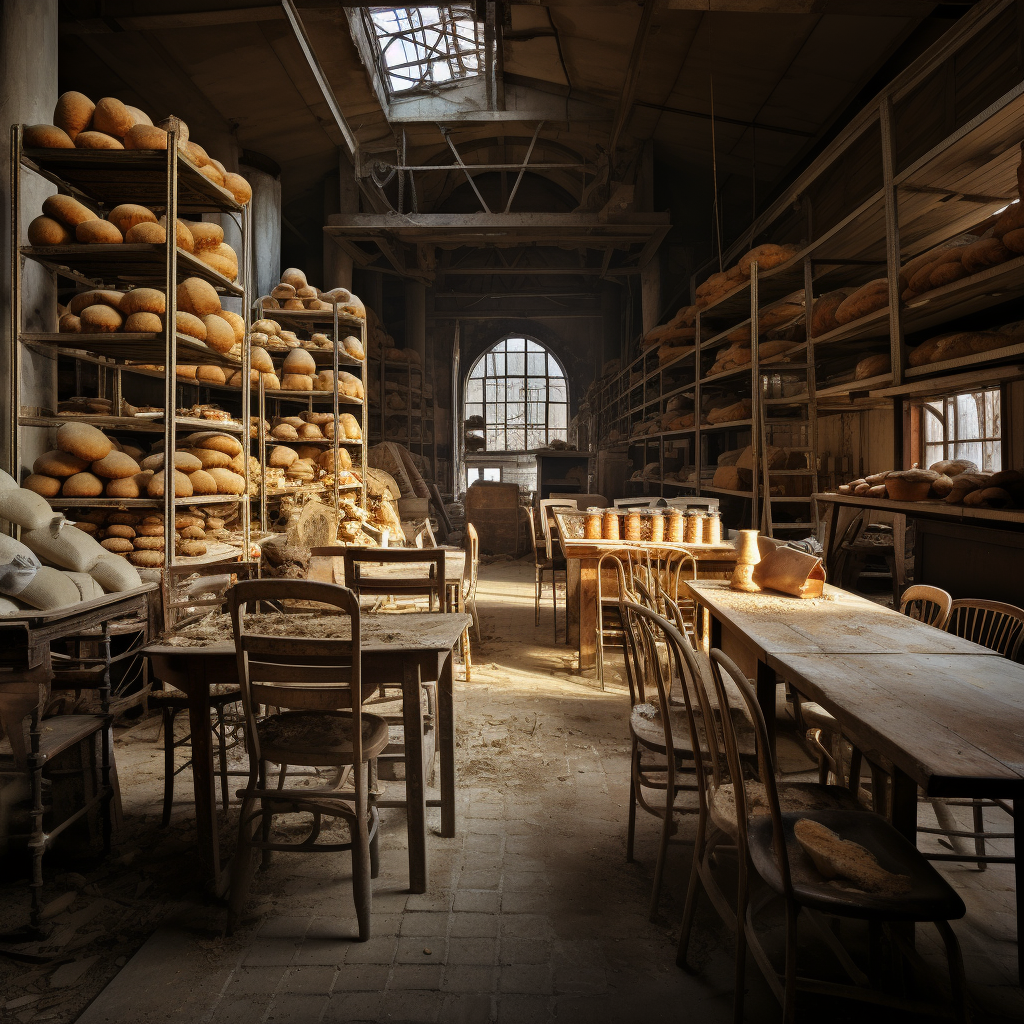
[25, 332, 241, 368]
[19, 414, 244, 434]
[812, 491, 1024, 526]
[48, 494, 247, 509]
[21, 244, 243, 294]
[814, 372, 893, 398]
[258, 306, 365, 332]
[904, 339, 1024, 379]
[698, 418, 754, 432]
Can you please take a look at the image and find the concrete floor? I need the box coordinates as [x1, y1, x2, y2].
[2, 558, 1022, 1023]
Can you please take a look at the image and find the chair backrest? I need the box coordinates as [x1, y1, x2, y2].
[900, 584, 952, 628]
[521, 505, 544, 566]
[312, 546, 446, 608]
[227, 578, 371, 767]
[162, 560, 260, 630]
[463, 522, 479, 598]
[547, 493, 609, 509]
[709, 649, 792, 895]
[538, 499, 576, 560]
[413, 520, 437, 549]
[946, 598, 1024, 659]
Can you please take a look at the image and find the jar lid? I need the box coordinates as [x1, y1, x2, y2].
[586, 507, 604, 513]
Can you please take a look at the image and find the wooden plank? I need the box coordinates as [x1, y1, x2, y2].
[685, 579, 999, 658]
[812, 491, 1024, 527]
[772, 652, 1024, 795]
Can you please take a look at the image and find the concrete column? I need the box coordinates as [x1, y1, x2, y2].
[239, 162, 281, 300]
[405, 280, 426, 363]
[1, 0, 59, 477]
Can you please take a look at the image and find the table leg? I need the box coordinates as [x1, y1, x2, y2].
[438, 651, 456, 839]
[185, 664, 223, 891]
[566, 558, 580, 648]
[578, 558, 597, 677]
[888, 767, 917, 844]
[755, 660, 777, 754]
[402, 659, 428, 893]
[1015, 798, 1023, 984]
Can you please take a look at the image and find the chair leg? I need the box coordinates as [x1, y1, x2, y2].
[369, 804, 380, 880]
[676, 811, 707, 968]
[732, 865, 750, 1024]
[463, 627, 472, 683]
[535, 568, 541, 626]
[470, 598, 481, 642]
[552, 570, 558, 643]
[782, 901, 799, 1024]
[649, 787, 674, 921]
[216, 702, 230, 814]
[626, 743, 638, 864]
[351, 812, 373, 942]
[227, 792, 258, 935]
[259, 761, 273, 870]
[973, 801, 988, 871]
[935, 918, 969, 1024]
[161, 706, 176, 828]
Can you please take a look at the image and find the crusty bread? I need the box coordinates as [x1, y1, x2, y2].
[105, 474, 143, 498]
[108, 204, 157, 236]
[184, 141, 211, 167]
[928, 260, 968, 289]
[281, 268, 308, 290]
[92, 97, 135, 138]
[793, 819, 910, 895]
[207, 467, 245, 494]
[69, 290, 124, 316]
[191, 432, 242, 456]
[251, 318, 280, 336]
[216, 310, 245, 344]
[202, 314, 235, 353]
[250, 347, 274, 373]
[76, 219, 123, 244]
[57, 421, 112, 461]
[75, 131, 123, 151]
[929, 458, 977, 478]
[34, 450, 89, 477]
[22, 473, 62, 497]
[132, 535, 163, 549]
[188, 469, 218, 495]
[281, 374, 313, 391]
[185, 447, 231, 469]
[125, 105, 152, 127]
[147, 469, 193, 498]
[123, 311, 162, 333]
[834, 279, 889, 325]
[125, 221, 166, 244]
[268, 446, 298, 468]
[177, 277, 221, 317]
[80, 304, 123, 333]
[342, 335, 365, 360]
[42, 194, 98, 228]
[58, 312, 82, 333]
[270, 423, 299, 440]
[262, 372, 281, 390]
[962, 236, 1012, 274]
[129, 550, 165, 567]
[197, 243, 237, 281]
[124, 124, 168, 151]
[120, 287, 165, 316]
[282, 348, 316, 375]
[176, 365, 198, 380]
[271, 283, 296, 300]
[91, 451, 140, 479]
[853, 353, 890, 380]
[53, 92, 95, 141]
[159, 216, 195, 253]
[195, 364, 227, 384]
[175, 311, 207, 341]
[223, 173, 252, 205]
[62, 472, 105, 497]
[197, 164, 225, 186]
[339, 413, 361, 440]
[188, 221, 223, 251]
[24, 124, 75, 149]
[27, 216, 71, 246]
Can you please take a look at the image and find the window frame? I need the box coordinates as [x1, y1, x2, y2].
[912, 386, 1003, 472]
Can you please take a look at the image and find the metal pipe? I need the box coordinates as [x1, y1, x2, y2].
[442, 129, 492, 213]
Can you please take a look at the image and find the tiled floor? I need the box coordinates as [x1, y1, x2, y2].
[12, 559, 1023, 1023]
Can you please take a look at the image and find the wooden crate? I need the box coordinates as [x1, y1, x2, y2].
[465, 482, 524, 556]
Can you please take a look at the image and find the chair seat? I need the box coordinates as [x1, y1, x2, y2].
[748, 809, 967, 922]
[258, 710, 389, 767]
[630, 702, 755, 759]
[0, 714, 109, 765]
[151, 683, 241, 704]
[710, 781, 862, 837]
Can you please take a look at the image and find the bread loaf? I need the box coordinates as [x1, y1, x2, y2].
[175, 311, 207, 341]
[76, 219, 122, 245]
[993, 202, 1024, 238]
[269, 446, 298, 468]
[281, 268, 307, 290]
[120, 287, 165, 316]
[68, 289, 122, 316]
[929, 459, 976, 477]
[217, 310, 245, 344]
[53, 92, 95, 141]
[185, 449, 233, 470]
[738, 243, 799, 277]
[339, 413, 361, 440]
[57, 422, 111, 461]
[252, 319, 280, 336]
[928, 260, 967, 289]
[964, 486, 1013, 508]
[125, 221, 166, 244]
[272, 283, 295, 300]
[190, 432, 242, 456]
[62, 472, 105, 497]
[962, 236, 1013, 273]
[159, 217, 195, 253]
[222, 173, 252, 205]
[34, 450, 88, 477]
[91, 451, 140, 479]
[188, 469, 218, 495]
[198, 164, 225, 187]
[187, 221, 223, 251]
[834, 279, 888, 325]
[197, 242, 238, 281]
[930, 475, 954, 498]
[201, 314, 235, 353]
[24, 124, 76, 149]
[282, 348, 316, 376]
[885, 468, 938, 502]
[195, 365, 227, 384]
[147, 470, 193, 498]
[92, 97, 135, 138]
[75, 131, 123, 150]
[108, 204, 157, 236]
[42, 194, 98, 229]
[105, 474, 144, 498]
[281, 374, 313, 391]
[177, 277, 221, 316]
[58, 312, 81, 333]
[207, 468, 245, 494]
[141, 450, 202, 473]
[27, 216, 72, 246]
[124, 124, 168, 150]
[262, 372, 281, 390]
[250, 347, 274, 373]
[854, 353, 890, 380]
[21, 474, 62, 498]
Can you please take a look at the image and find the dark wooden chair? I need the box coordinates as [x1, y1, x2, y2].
[523, 506, 564, 640]
[226, 578, 388, 940]
[701, 650, 967, 1024]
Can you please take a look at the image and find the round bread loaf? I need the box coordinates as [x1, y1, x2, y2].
[177, 540, 208, 557]
[133, 536, 164, 550]
[342, 336, 365, 360]
[91, 451, 140, 479]
[176, 365, 198, 379]
[158, 216, 195, 253]
[188, 469, 218, 495]
[129, 550, 165, 567]
[198, 244, 237, 281]
[53, 92, 95, 141]
[147, 470, 193, 498]
[136, 522, 164, 538]
[198, 164, 225, 187]
[262, 373, 281, 390]
[177, 277, 221, 316]
[189, 221, 223, 250]
[123, 311, 163, 333]
[249, 347, 274, 373]
[295, 285, 317, 299]
[340, 413, 361, 440]
[42, 194, 98, 229]
[101, 537, 134, 554]
[281, 268, 307, 290]
[227, 451, 247, 474]
[22, 473, 62, 497]
[124, 124, 168, 150]
[155, 115, 189, 144]
[195, 364, 227, 384]
[295, 445, 321, 461]
[302, 411, 333, 426]
[57, 422, 112, 461]
[68, 289, 122, 315]
[80, 304, 123, 333]
[28, 216, 72, 246]
[249, 332, 270, 348]
[271, 423, 299, 440]
[108, 205, 157, 236]
[175, 311, 207, 341]
[269, 446, 298, 468]
[179, 525, 206, 540]
[58, 312, 82, 333]
[275, 416, 304, 429]
[282, 299, 304, 311]
[63, 472, 105, 497]
[74, 521, 99, 535]
[24, 124, 75, 149]
[201, 314, 235, 353]
[281, 374, 313, 391]
[929, 459, 977, 478]
[317, 448, 352, 473]
[175, 514, 204, 529]
[92, 97, 134, 138]
[125, 106, 152, 127]
[185, 447, 231, 469]
[184, 141, 210, 167]
[251, 319, 280, 336]
[125, 221, 165, 244]
[282, 348, 316, 375]
[120, 287, 165, 315]
[216, 310, 245, 344]
[885, 468, 939, 502]
[297, 422, 323, 439]
[261, 297, 280, 309]
[35, 450, 88, 477]
[76, 219, 123, 244]
[271, 283, 295, 300]
[222, 173, 252, 205]
[105, 474, 143, 498]
[75, 131, 123, 150]
[208, 468, 244, 494]
[141, 450, 203, 473]
[190, 432, 242, 456]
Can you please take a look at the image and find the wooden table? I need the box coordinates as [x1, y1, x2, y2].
[144, 612, 471, 896]
[560, 539, 737, 676]
[310, 550, 466, 609]
[775, 651, 1024, 982]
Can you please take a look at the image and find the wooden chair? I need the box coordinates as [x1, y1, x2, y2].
[899, 584, 952, 628]
[149, 562, 260, 826]
[522, 506, 564, 640]
[226, 578, 388, 940]
[701, 649, 968, 1024]
[461, 523, 481, 643]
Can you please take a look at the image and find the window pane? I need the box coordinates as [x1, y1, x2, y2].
[466, 378, 482, 402]
[527, 352, 546, 375]
[465, 402, 482, 419]
[487, 353, 504, 376]
[549, 404, 567, 428]
[482, 467, 501, 482]
[549, 381, 566, 403]
[506, 352, 525, 376]
[505, 337, 525, 351]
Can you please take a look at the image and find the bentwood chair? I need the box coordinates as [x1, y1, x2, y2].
[899, 584, 952, 628]
[540, 500, 575, 641]
[523, 506, 564, 640]
[705, 649, 968, 1024]
[226, 579, 388, 940]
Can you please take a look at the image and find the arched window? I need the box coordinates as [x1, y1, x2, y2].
[465, 337, 568, 451]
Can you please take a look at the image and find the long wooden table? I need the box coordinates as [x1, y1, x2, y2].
[685, 578, 1022, 980]
[144, 612, 470, 896]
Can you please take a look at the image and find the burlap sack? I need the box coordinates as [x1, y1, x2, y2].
[0, 488, 60, 531]
[0, 534, 42, 595]
[90, 555, 143, 593]
[750, 545, 825, 599]
[22, 518, 105, 572]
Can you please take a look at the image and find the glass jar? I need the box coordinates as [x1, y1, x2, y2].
[602, 510, 620, 541]
[684, 509, 704, 545]
[625, 510, 642, 542]
[703, 509, 722, 545]
[585, 508, 603, 541]
[648, 510, 665, 544]
[667, 509, 685, 543]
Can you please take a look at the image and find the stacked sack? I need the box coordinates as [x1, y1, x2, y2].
[260, 267, 366, 319]
[838, 459, 1023, 508]
[24, 92, 251, 205]
[0, 470, 142, 611]
[696, 243, 800, 310]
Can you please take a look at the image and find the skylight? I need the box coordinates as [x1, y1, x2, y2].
[364, 6, 483, 95]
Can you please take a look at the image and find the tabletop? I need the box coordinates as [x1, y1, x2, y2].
[144, 611, 472, 657]
[310, 551, 466, 587]
[774, 652, 1024, 796]
[684, 579, 998, 657]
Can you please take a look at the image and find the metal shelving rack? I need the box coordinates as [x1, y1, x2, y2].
[10, 128, 252, 567]
[378, 349, 437, 480]
[250, 302, 368, 526]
